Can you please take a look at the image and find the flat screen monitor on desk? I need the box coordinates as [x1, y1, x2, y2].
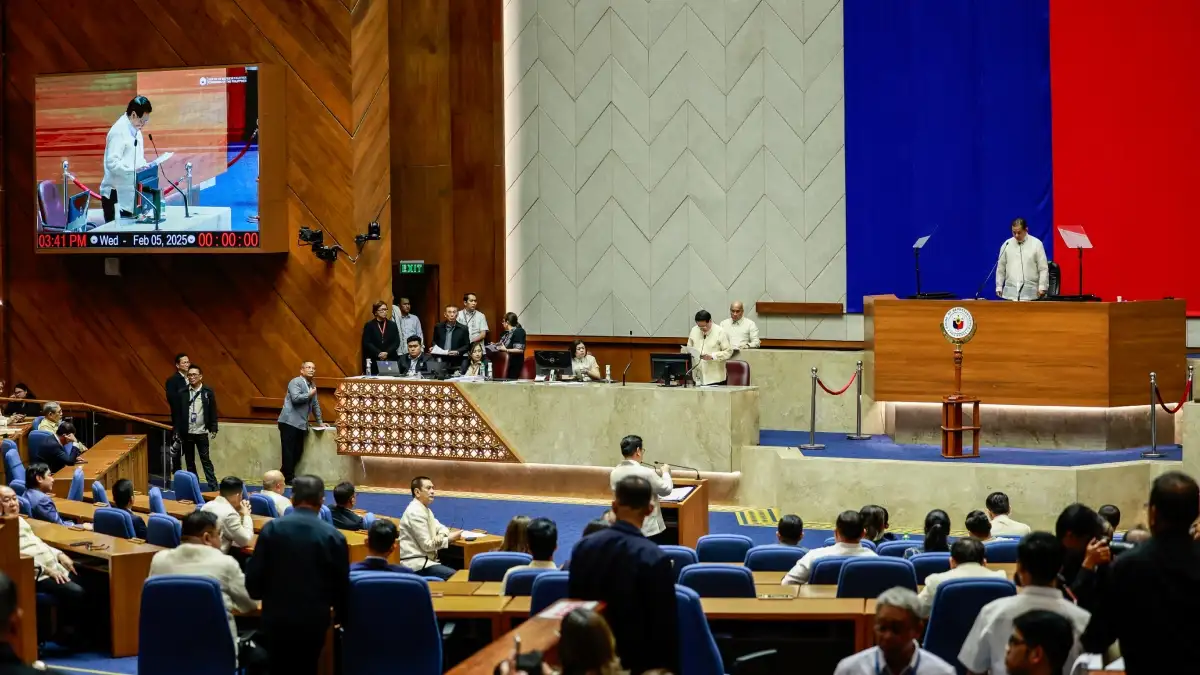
[650, 353, 690, 383]
[534, 350, 572, 377]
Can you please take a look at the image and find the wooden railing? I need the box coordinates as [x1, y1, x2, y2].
[0, 397, 172, 430]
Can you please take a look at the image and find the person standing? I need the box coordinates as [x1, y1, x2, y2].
[457, 292, 489, 346]
[391, 297, 423, 347]
[277, 362, 324, 486]
[720, 301, 760, 350]
[995, 217, 1049, 301]
[568, 475, 678, 675]
[609, 435, 673, 544]
[100, 96, 152, 223]
[174, 364, 219, 491]
[165, 353, 190, 430]
[430, 305, 469, 366]
[246, 475, 348, 675]
[361, 301, 401, 375]
[684, 310, 732, 385]
[489, 312, 527, 380]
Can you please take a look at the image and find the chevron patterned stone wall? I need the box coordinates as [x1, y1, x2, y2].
[504, 0, 848, 339]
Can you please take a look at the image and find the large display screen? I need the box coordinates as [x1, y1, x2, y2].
[35, 67, 261, 250]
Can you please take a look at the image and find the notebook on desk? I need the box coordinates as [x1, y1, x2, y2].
[660, 486, 695, 503]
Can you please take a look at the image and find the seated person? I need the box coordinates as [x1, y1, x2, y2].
[199, 476, 254, 554]
[776, 513, 804, 547]
[904, 509, 951, 559]
[918, 537, 1006, 617]
[861, 504, 897, 544]
[398, 476, 462, 580]
[570, 340, 601, 381]
[1123, 524, 1151, 545]
[458, 342, 487, 377]
[0, 485, 86, 648]
[350, 520, 412, 574]
[112, 478, 147, 540]
[966, 509, 999, 543]
[397, 336, 432, 378]
[25, 463, 91, 530]
[783, 510, 876, 585]
[500, 515, 531, 554]
[30, 421, 87, 474]
[330, 482, 365, 531]
[1004, 610, 1077, 675]
[149, 511, 258, 655]
[1097, 504, 1120, 533]
[259, 470, 292, 516]
[500, 517, 559, 594]
[36, 401, 63, 433]
[986, 491, 1032, 537]
[833, 587, 956, 675]
[2, 382, 39, 421]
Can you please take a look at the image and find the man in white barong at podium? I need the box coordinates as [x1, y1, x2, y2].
[995, 217, 1049, 301]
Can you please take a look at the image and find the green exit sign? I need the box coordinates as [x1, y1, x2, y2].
[399, 260, 425, 274]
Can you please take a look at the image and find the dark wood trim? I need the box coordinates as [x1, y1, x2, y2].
[755, 302, 844, 316]
[527, 335, 863, 350]
[249, 398, 284, 410]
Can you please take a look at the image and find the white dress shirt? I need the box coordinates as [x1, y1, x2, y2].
[918, 562, 1008, 617]
[719, 317, 760, 349]
[398, 499, 450, 571]
[609, 460, 673, 538]
[261, 490, 292, 517]
[99, 114, 147, 214]
[834, 642, 956, 675]
[149, 543, 257, 650]
[457, 310, 489, 343]
[989, 514, 1032, 537]
[685, 324, 733, 386]
[996, 235, 1049, 301]
[200, 496, 255, 553]
[783, 542, 877, 585]
[959, 586, 1092, 675]
[499, 560, 558, 595]
[17, 517, 69, 582]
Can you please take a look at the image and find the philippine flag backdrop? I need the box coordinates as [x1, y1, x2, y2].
[844, 0, 1200, 314]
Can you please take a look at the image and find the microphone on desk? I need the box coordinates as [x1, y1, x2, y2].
[147, 134, 191, 218]
[643, 461, 701, 480]
[621, 361, 632, 387]
[974, 240, 1008, 299]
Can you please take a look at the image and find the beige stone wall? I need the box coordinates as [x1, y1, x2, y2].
[207, 423, 359, 486]
[733, 348, 874, 433]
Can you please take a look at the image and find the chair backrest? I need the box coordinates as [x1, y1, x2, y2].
[31, 417, 45, 431]
[825, 536, 878, 550]
[836, 557, 918, 598]
[148, 487, 167, 515]
[172, 471, 205, 505]
[910, 552, 952, 585]
[678, 565, 756, 598]
[146, 514, 182, 548]
[8, 480, 24, 497]
[696, 534, 754, 563]
[249, 493, 278, 518]
[91, 481, 109, 505]
[37, 181, 66, 232]
[675, 585, 724, 675]
[877, 540, 915, 557]
[67, 468, 84, 501]
[924, 578, 1017, 668]
[744, 545, 808, 572]
[468, 552, 533, 582]
[138, 576, 236, 675]
[16, 496, 29, 516]
[725, 359, 751, 386]
[343, 572, 441, 675]
[2, 443, 22, 485]
[319, 504, 332, 523]
[1047, 260, 1061, 296]
[504, 567, 555, 597]
[520, 356, 535, 380]
[26, 431, 52, 468]
[984, 539, 1020, 563]
[94, 507, 136, 539]
[529, 571, 570, 615]
[486, 351, 511, 380]
[659, 545, 699, 582]
[810, 556, 854, 585]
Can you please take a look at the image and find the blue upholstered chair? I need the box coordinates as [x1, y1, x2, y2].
[138, 576, 236, 675]
[924, 578, 1017, 669]
[660, 545, 699, 582]
[877, 540, 915, 557]
[696, 534, 754, 563]
[320, 504, 332, 524]
[910, 552, 952, 585]
[836, 557, 918, 598]
[31, 416, 44, 431]
[984, 539, 1020, 563]
[678, 565, 756, 598]
[94, 507, 136, 539]
[504, 568, 556, 596]
[2, 442, 22, 485]
[16, 495, 29, 516]
[468, 552, 532, 582]
[744, 545, 808, 571]
[66, 468, 84, 501]
[26, 430, 52, 466]
[172, 471, 205, 505]
[362, 512, 377, 528]
[676, 585, 776, 675]
[249, 493, 278, 517]
[822, 536, 877, 551]
[148, 487, 167, 515]
[9, 480, 24, 497]
[147, 514, 182, 548]
[529, 571, 570, 615]
[91, 481, 108, 505]
[343, 572, 441, 675]
[810, 556, 854, 585]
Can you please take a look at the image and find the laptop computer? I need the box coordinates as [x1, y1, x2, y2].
[376, 361, 401, 376]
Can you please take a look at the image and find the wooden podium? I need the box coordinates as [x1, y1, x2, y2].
[942, 347, 981, 458]
[661, 478, 709, 549]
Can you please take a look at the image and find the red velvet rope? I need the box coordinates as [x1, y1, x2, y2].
[1154, 377, 1193, 415]
[817, 370, 857, 396]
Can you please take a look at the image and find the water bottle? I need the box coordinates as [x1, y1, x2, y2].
[485, 360, 492, 380]
[364, 358, 371, 375]
[605, 364, 611, 382]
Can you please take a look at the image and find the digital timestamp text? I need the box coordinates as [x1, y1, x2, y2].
[37, 231, 261, 250]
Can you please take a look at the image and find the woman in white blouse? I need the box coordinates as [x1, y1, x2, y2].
[570, 340, 601, 381]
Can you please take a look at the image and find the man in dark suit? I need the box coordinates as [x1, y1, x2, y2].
[568, 475, 678, 675]
[165, 353, 190, 432]
[247, 475, 348, 675]
[29, 422, 85, 474]
[349, 520, 412, 575]
[330, 482, 364, 531]
[397, 336, 432, 377]
[362, 301, 401, 375]
[173, 364, 219, 491]
[430, 304, 469, 367]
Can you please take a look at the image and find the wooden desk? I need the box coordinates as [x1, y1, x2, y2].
[752, 571, 786, 584]
[661, 478, 709, 549]
[26, 518, 161, 656]
[53, 435, 147, 499]
[245, 513, 380, 564]
[433, 582, 483, 596]
[432, 596, 515, 640]
[701, 597, 873, 651]
[52, 499, 101, 524]
[446, 610, 564, 674]
[128, 494, 194, 519]
[0, 424, 31, 468]
[456, 532, 503, 565]
[0, 518, 37, 663]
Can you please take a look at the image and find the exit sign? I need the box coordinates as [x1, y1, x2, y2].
[399, 260, 425, 274]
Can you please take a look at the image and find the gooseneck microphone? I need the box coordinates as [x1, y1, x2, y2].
[1016, 239, 1026, 302]
[975, 239, 1008, 299]
[148, 134, 190, 218]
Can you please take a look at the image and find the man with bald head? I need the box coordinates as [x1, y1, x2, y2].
[720, 301, 760, 350]
[260, 470, 292, 516]
[277, 362, 325, 486]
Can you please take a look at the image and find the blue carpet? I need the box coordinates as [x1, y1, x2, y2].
[759, 431, 1182, 466]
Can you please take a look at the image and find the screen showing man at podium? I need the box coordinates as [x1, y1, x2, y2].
[34, 66, 262, 250]
[995, 217, 1049, 301]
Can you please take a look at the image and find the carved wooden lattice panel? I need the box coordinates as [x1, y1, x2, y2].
[335, 380, 518, 462]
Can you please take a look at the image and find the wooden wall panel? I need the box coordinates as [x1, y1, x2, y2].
[1, 0, 392, 419]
